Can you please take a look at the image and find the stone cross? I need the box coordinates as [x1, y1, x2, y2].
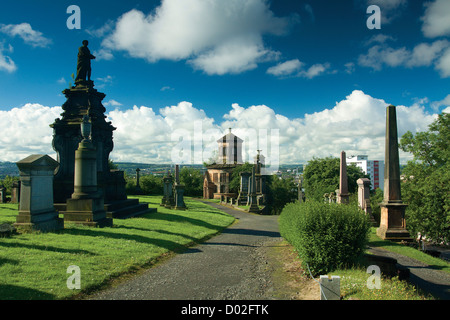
[377, 105, 411, 241]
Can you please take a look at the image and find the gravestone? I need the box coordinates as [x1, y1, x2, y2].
[237, 171, 251, 205]
[161, 170, 174, 208]
[11, 181, 20, 203]
[135, 168, 143, 194]
[377, 105, 411, 241]
[357, 178, 377, 225]
[337, 151, 349, 204]
[63, 115, 112, 227]
[14, 154, 63, 232]
[0, 186, 6, 203]
[173, 165, 186, 210]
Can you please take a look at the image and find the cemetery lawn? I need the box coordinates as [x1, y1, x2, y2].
[0, 196, 235, 300]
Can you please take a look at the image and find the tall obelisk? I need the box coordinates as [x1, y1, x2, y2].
[337, 151, 349, 204]
[377, 105, 411, 241]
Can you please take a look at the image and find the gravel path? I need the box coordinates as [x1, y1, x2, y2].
[90, 201, 282, 300]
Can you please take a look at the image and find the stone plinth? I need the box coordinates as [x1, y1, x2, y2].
[247, 167, 260, 213]
[63, 131, 112, 228]
[377, 105, 411, 241]
[174, 184, 186, 210]
[14, 155, 63, 232]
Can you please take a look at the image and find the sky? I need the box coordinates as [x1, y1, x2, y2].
[0, 0, 449, 167]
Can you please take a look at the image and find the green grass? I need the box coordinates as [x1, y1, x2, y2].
[0, 196, 235, 300]
[367, 228, 450, 274]
[332, 267, 432, 300]
[325, 227, 449, 300]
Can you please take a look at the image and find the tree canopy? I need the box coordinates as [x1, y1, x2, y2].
[399, 112, 449, 243]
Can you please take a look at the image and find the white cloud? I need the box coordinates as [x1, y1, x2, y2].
[267, 59, 330, 78]
[104, 99, 122, 107]
[431, 94, 450, 112]
[0, 43, 16, 73]
[365, 0, 407, 23]
[0, 23, 51, 48]
[100, 0, 292, 75]
[0, 104, 61, 161]
[267, 59, 303, 76]
[421, 0, 450, 38]
[359, 40, 450, 74]
[435, 47, 450, 78]
[0, 92, 438, 165]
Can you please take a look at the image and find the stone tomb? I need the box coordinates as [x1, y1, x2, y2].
[14, 154, 63, 232]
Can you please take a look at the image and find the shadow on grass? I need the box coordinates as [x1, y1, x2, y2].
[0, 240, 97, 256]
[0, 284, 55, 300]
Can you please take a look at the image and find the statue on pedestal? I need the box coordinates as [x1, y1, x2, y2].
[75, 40, 96, 84]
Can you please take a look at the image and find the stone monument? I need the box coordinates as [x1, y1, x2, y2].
[14, 154, 63, 232]
[377, 105, 411, 241]
[50, 40, 151, 219]
[63, 115, 113, 227]
[247, 166, 260, 213]
[337, 151, 349, 204]
[357, 178, 376, 225]
[237, 171, 251, 205]
[173, 165, 186, 210]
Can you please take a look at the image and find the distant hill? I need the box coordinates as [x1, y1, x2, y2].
[0, 162, 19, 179]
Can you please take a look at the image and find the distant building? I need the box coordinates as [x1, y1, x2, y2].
[203, 129, 243, 199]
[346, 155, 384, 190]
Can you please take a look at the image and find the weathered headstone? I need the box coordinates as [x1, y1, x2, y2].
[14, 154, 63, 232]
[0, 186, 6, 203]
[337, 151, 349, 204]
[161, 170, 175, 208]
[11, 181, 20, 203]
[237, 171, 251, 205]
[63, 116, 112, 227]
[377, 105, 411, 241]
[357, 178, 377, 225]
[173, 165, 186, 210]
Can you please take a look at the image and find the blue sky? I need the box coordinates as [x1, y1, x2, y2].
[0, 0, 449, 165]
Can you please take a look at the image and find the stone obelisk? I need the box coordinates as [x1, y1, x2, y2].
[377, 105, 411, 241]
[248, 166, 260, 213]
[337, 151, 349, 204]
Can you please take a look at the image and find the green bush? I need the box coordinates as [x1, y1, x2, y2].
[279, 201, 371, 276]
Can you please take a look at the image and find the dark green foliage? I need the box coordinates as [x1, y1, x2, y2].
[303, 157, 369, 202]
[279, 201, 371, 276]
[229, 162, 254, 194]
[399, 112, 449, 243]
[179, 166, 203, 197]
[265, 175, 298, 214]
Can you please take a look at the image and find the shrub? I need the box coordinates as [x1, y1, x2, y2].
[279, 200, 371, 276]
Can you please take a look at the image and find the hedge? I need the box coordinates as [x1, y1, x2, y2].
[279, 200, 371, 276]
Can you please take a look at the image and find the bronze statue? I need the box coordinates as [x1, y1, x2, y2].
[75, 40, 96, 83]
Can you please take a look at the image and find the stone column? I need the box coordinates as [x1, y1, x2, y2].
[337, 151, 349, 204]
[64, 115, 112, 227]
[377, 105, 411, 241]
[0, 186, 6, 203]
[14, 155, 63, 232]
[248, 166, 260, 213]
[135, 168, 143, 194]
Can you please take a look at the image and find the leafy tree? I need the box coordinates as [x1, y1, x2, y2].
[179, 167, 203, 197]
[265, 175, 297, 215]
[303, 157, 369, 202]
[399, 112, 449, 243]
[229, 162, 254, 194]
